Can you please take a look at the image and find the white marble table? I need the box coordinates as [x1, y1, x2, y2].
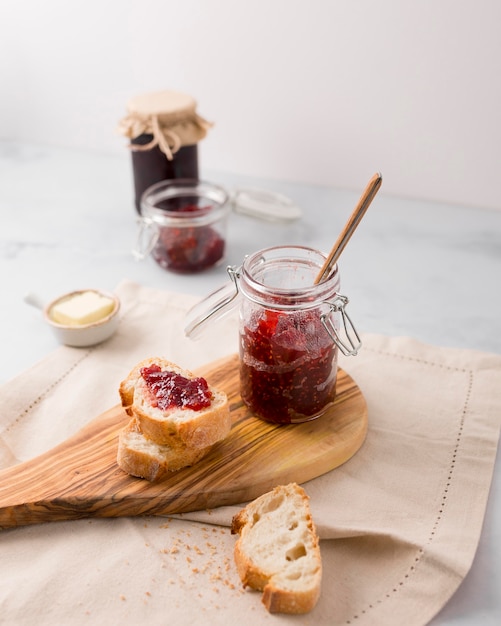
[1, 141, 500, 624]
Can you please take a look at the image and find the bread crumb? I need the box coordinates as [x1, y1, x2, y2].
[211, 568, 222, 582]
[155, 521, 243, 607]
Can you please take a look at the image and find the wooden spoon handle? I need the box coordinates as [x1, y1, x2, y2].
[315, 172, 382, 284]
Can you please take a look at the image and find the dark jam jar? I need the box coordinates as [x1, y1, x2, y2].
[130, 137, 198, 213]
[238, 246, 343, 424]
[136, 179, 230, 274]
[117, 90, 212, 213]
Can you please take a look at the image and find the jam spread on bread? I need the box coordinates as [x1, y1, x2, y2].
[140, 364, 213, 410]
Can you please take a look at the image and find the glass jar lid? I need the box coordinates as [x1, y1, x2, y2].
[232, 188, 302, 223]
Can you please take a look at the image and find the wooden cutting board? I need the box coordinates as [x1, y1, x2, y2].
[0, 354, 367, 530]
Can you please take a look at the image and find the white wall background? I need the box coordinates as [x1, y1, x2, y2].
[1, 0, 500, 210]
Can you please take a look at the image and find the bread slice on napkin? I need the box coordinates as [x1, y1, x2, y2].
[117, 418, 212, 481]
[231, 482, 322, 614]
[119, 357, 231, 448]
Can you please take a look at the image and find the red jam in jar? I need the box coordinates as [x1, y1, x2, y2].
[140, 364, 213, 411]
[139, 179, 230, 274]
[153, 201, 225, 273]
[238, 246, 342, 424]
[240, 309, 337, 423]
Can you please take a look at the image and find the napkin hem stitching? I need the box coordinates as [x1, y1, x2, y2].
[344, 350, 473, 624]
[3, 351, 93, 434]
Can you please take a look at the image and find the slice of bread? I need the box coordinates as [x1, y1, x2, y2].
[117, 418, 212, 481]
[119, 357, 231, 448]
[231, 483, 322, 614]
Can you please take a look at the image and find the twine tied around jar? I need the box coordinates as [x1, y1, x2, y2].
[117, 90, 213, 160]
[117, 109, 212, 160]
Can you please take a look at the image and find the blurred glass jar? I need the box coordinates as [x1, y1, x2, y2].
[134, 179, 230, 273]
[117, 90, 212, 212]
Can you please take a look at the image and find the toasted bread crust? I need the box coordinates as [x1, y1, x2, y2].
[133, 393, 230, 448]
[261, 578, 321, 615]
[117, 418, 211, 481]
[231, 483, 322, 614]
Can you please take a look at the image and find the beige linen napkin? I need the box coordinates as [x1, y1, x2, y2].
[1, 280, 500, 626]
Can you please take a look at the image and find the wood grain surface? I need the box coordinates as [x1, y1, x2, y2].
[0, 354, 367, 530]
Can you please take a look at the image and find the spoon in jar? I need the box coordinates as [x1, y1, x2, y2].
[314, 172, 382, 284]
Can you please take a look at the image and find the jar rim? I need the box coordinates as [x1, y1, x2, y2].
[184, 245, 342, 338]
[240, 245, 340, 309]
[140, 178, 230, 227]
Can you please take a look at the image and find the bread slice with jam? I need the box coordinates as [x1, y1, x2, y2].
[119, 357, 231, 449]
[231, 483, 322, 614]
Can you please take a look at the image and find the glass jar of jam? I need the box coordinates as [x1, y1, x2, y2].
[185, 245, 361, 424]
[117, 90, 212, 213]
[135, 179, 230, 273]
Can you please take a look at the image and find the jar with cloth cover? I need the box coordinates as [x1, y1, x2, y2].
[117, 90, 212, 212]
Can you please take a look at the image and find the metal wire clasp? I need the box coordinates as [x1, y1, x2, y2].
[321, 294, 361, 356]
[226, 264, 241, 292]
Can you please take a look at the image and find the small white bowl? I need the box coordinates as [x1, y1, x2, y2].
[42, 289, 121, 348]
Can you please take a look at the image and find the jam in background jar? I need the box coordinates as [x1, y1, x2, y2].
[238, 246, 342, 424]
[139, 179, 230, 274]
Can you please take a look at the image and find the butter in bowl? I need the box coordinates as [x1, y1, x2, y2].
[26, 289, 121, 347]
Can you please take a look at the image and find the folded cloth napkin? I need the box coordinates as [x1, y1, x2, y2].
[1, 280, 500, 626]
